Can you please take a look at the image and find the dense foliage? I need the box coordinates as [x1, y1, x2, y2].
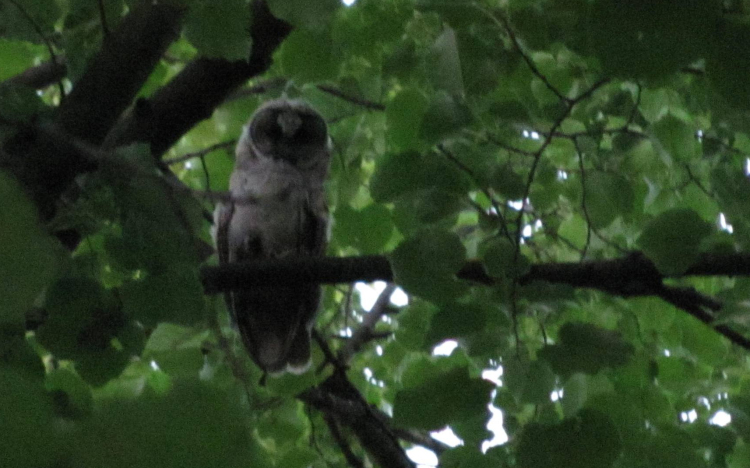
[3, 0, 750, 467]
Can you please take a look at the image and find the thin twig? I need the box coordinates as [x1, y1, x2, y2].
[316, 84, 386, 111]
[573, 137, 593, 259]
[475, 5, 569, 103]
[97, 0, 110, 36]
[338, 284, 397, 364]
[164, 140, 236, 165]
[324, 415, 365, 468]
[437, 144, 513, 243]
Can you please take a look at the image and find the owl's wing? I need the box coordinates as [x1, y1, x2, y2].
[213, 201, 235, 314]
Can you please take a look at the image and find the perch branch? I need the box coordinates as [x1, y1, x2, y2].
[200, 252, 750, 350]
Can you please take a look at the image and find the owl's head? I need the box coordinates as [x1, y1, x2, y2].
[244, 99, 329, 166]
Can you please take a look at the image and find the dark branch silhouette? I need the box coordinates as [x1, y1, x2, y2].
[200, 251, 750, 350]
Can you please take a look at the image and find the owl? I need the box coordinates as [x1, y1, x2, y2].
[213, 99, 330, 375]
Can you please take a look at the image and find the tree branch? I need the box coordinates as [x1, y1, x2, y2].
[338, 284, 397, 364]
[299, 371, 415, 468]
[200, 252, 750, 350]
[3, 58, 67, 90]
[0, 1, 184, 219]
[104, 0, 292, 157]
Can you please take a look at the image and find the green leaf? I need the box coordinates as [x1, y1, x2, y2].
[651, 114, 700, 163]
[426, 303, 487, 345]
[504, 358, 557, 405]
[46, 367, 93, 418]
[539, 322, 634, 378]
[646, 428, 704, 468]
[426, 27, 464, 96]
[0, 39, 48, 81]
[584, 172, 634, 229]
[0, 367, 58, 467]
[370, 151, 424, 203]
[0, 171, 61, 325]
[589, 0, 717, 78]
[71, 380, 268, 468]
[491, 167, 526, 200]
[386, 88, 430, 151]
[36, 278, 135, 386]
[333, 203, 394, 254]
[184, 0, 252, 61]
[483, 238, 530, 279]
[420, 93, 472, 144]
[121, 267, 205, 327]
[390, 229, 467, 302]
[0, 0, 60, 43]
[393, 366, 493, 430]
[144, 323, 208, 379]
[279, 28, 336, 82]
[707, 21, 750, 110]
[517, 409, 622, 468]
[638, 208, 712, 275]
[267, 0, 339, 29]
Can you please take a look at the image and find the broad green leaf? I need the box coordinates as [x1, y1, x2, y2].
[0, 368, 59, 467]
[425, 303, 487, 345]
[46, 367, 93, 418]
[584, 172, 635, 229]
[419, 93, 472, 144]
[386, 88, 430, 151]
[504, 358, 557, 405]
[707, 21, 750, 110]
[65, 0, 124, 29]
[646, 428, 704, 468]
[71, 380, 268, 468]
[392, 366, 493, 430]
[589, 0, 717, 78]
[517, 409, 622, 468]
[184, 0, 252, 61]
[539, 322, 634, 378]
[279, 28, 336, 82]
[491, 167, 526, 200]
[370, 151, 424, 202]
[712, 165, 750, 249]
[638, 208, 712, 275]
[121, 267, 205, 327]
[144, 323, 209, 379]
[426, 27, 464, 96]
[394, 301, 437, 351]
[652, 114, 700, 163]
[36, 278, 134, 385]
[483, 237, 530, 279]
[0, 0, 60, 43]
[0, 39, 48, 81]
[333, 203, 394, 254]
[267, 0, 339, 29]
[390, 229, 467, 302]
[0, 171, 61, 325]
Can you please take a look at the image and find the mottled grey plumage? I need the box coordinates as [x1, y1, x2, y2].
[213, 99, 330, 374]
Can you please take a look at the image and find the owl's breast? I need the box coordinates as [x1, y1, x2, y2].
[227, 159, 312, 258]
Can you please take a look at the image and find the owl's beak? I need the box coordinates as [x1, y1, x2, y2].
[277, 110, 302, 138]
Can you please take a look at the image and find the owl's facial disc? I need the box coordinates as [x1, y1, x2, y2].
[250, 105, 328, 163]
[277, 110, 302, 138]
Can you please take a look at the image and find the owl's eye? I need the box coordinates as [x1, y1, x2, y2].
[292, 114, 327, 145]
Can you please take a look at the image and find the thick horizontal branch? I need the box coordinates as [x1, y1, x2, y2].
[201, 255, 394, 293]
[200, 252, 750, 293]
[200, 252, 750, 350]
